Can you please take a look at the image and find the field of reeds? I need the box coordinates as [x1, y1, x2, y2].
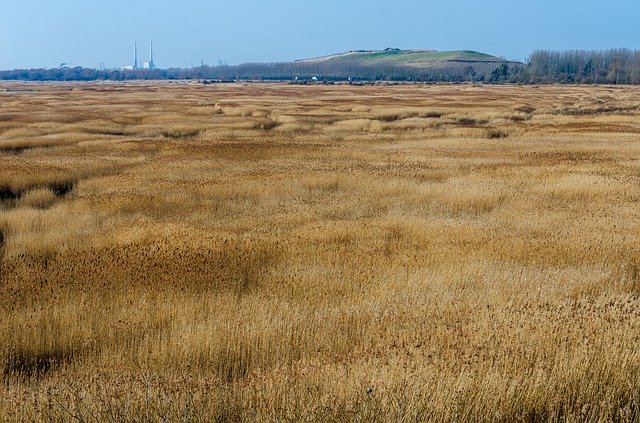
[1, 81, 639, 421]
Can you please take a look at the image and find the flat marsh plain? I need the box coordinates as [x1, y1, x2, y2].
[1, 82, 639, 421]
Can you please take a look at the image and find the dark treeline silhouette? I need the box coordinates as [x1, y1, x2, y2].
[0, 62, 498, 83]
[1, 49, 639, 84]
[523, 49, 640, 84]
[0, 67, 166, 82]
[184, 61, 504, 82]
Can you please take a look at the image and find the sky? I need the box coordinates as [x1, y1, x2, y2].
[1, 0, 639, 70]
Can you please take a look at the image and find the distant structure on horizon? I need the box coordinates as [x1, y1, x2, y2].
[143, 42, 155, 70]
[122, 42, 155, 70]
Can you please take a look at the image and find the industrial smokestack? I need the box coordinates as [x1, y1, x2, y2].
[134, 42, 138, 69]
[149, 42, 155, 70]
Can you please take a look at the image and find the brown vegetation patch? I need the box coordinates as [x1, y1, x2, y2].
[0, 187, 22, 202]
[420, 111, 443, 118]
[374, 109, 442, 122]
[3, 347, 77, 381]
[508, 113, 532, 122]
[0, 113, 25, 122]
[515, 105, 536, 114]
[616, 262, 640, 295]
[0, 146, 27, 154]
[555, 104, 640, 116]
[456, 116, 488, 126]
[0, 181, 75, 210]
[82, 127, 137, 137]
[0, 82, 639, 420]
[161, 128, 201, 139]
[49, 181, 75, 197]
[486, 129, 509, 139]
[251, 118, 280, 131]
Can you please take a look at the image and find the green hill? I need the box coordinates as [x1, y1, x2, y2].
[298, 48, 512, 69]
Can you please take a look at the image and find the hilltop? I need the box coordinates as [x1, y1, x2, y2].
[298, 48, 508, 68]
[290, 48, 520, 81]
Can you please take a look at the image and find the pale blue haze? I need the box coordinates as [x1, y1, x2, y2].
[1, 0, 638, 69]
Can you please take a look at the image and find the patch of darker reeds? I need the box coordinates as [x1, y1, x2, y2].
[0, 113, 26, 122]
[212, 242, 282, 296]
[375, 110, 442, 122]
[616, 262, 640, 296]
[161, 129, 202, 139]
[456, 117, 489, 126]
[487, 129, 509, 139]
[214, 340, 253, 384]
[0, 186, 22, 202]
[3, 346, 78, 382]
[0, 180, 75, 210]
[82, 127, 138, 137]
[509, 114, 532, 122]
[250, 119, 280, 131]
[555, 104, 640, 116]
[515, 105, 536, 114]
[0, 146, 28, 155]
[376, 113, 404, 123]
[49, 181, 76, 197]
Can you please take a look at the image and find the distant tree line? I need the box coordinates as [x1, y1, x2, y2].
[1, 49, 639, 84]
[523, 49, 640, 84]
[0, 67, 166, 82]
[0, 62, 498, 83]
[469, 49, 640, 84]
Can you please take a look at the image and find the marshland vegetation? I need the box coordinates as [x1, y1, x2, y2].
[1, 82, 639, 421]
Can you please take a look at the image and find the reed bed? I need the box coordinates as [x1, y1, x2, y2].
[0, 82, 639, 421]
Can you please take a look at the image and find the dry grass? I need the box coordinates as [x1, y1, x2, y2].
[1, 82, 640, 421]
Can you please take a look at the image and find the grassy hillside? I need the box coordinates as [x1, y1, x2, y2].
[299, 48, 509, 68]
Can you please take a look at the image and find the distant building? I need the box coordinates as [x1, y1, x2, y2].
[124, 41, 155, 70]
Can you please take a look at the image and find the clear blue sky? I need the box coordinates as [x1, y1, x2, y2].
[1, 0, 638, 69]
